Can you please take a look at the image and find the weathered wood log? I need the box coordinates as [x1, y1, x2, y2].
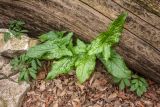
[0, 0, 159, 83]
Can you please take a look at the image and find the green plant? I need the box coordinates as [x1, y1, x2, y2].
[26, 31, 73, 59]
[130, 75, 148, 96]
[98, 50, 132, 90]
[11, 12, 148, 96]
[4, 20, 28, 42]
[11, 54, 41, 81]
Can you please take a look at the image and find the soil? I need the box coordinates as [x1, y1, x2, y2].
[22, 61, 160, 107]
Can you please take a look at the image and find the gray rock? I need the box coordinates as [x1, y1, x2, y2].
[0, 63, 12, 77]
[0, 98, 7, 107]
[0, 56, 10, 79]
[0, 79, 30, 107]
[0, 29, 36, 107]
[0, 56, 10, 69]
[0, 56, 16, 78]
[0, 55, 30, 107]
[0, 29, 39, 58]
[0, 75, 3, 79]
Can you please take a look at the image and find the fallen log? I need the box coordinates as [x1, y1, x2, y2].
[0, 0, 159, 83]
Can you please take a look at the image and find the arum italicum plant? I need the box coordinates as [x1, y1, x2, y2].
[11, 13, 148, 96]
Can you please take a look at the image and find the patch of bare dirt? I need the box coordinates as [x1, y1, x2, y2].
[22, 62, 160, 107]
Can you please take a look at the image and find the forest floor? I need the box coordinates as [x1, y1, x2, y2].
[22, 61, 160, 107]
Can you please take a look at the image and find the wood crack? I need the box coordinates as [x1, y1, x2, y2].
[79, 0, 160, 52]
[134, 0, 160, 17]
[112, 0, 160, 30]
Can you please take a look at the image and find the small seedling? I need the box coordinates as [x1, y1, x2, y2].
[4, 20, 28, 42]
[11, 54, 41, 81]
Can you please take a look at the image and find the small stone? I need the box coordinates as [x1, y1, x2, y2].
[0, 29, 39, 58]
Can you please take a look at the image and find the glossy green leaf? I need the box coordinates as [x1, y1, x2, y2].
[26, 41, 58, 58]
[67, 39, 75, 54]
[119, 80, 125, 90]
[42, 45, 73, 60]
[74, 39, 87, 54]
[75, 54, 96, 83]
[52, 32, 73, 46]
[88, 34, 105, 55]
[88, 13, 127, 55]
[46, 57, 76, 80]
[39, 31, 66, 42]
[27, 33, 73, 58]
[105, 13, 127, 45]
[102, 44, 111, 62]
[99, 50, 131, 78]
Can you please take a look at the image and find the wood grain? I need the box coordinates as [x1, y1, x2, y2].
[134, 0, 160, 17]
[0, 0, 159, 83]
[81, 0, 160, 50]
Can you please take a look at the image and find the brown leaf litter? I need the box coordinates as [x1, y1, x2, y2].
[22, 62, 160, 107]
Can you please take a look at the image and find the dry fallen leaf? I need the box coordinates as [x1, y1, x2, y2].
[60, 89, 66, 96]
[76, 83, 85, 91]
[118, 91, 129, 100]
[22, 70, 160, 107]
[54, 79, 63, 90]
[135, 101, 145, 107]
[142, 100, 153, 107]
[108, 92, 118, 101]
[51, 101, 58, 107]
[37, 71, 46, 80]
[72, 98, 81, 107]
[39, 81, 46, 91]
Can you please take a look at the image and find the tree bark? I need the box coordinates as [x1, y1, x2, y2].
[0, 0, 159, 83]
